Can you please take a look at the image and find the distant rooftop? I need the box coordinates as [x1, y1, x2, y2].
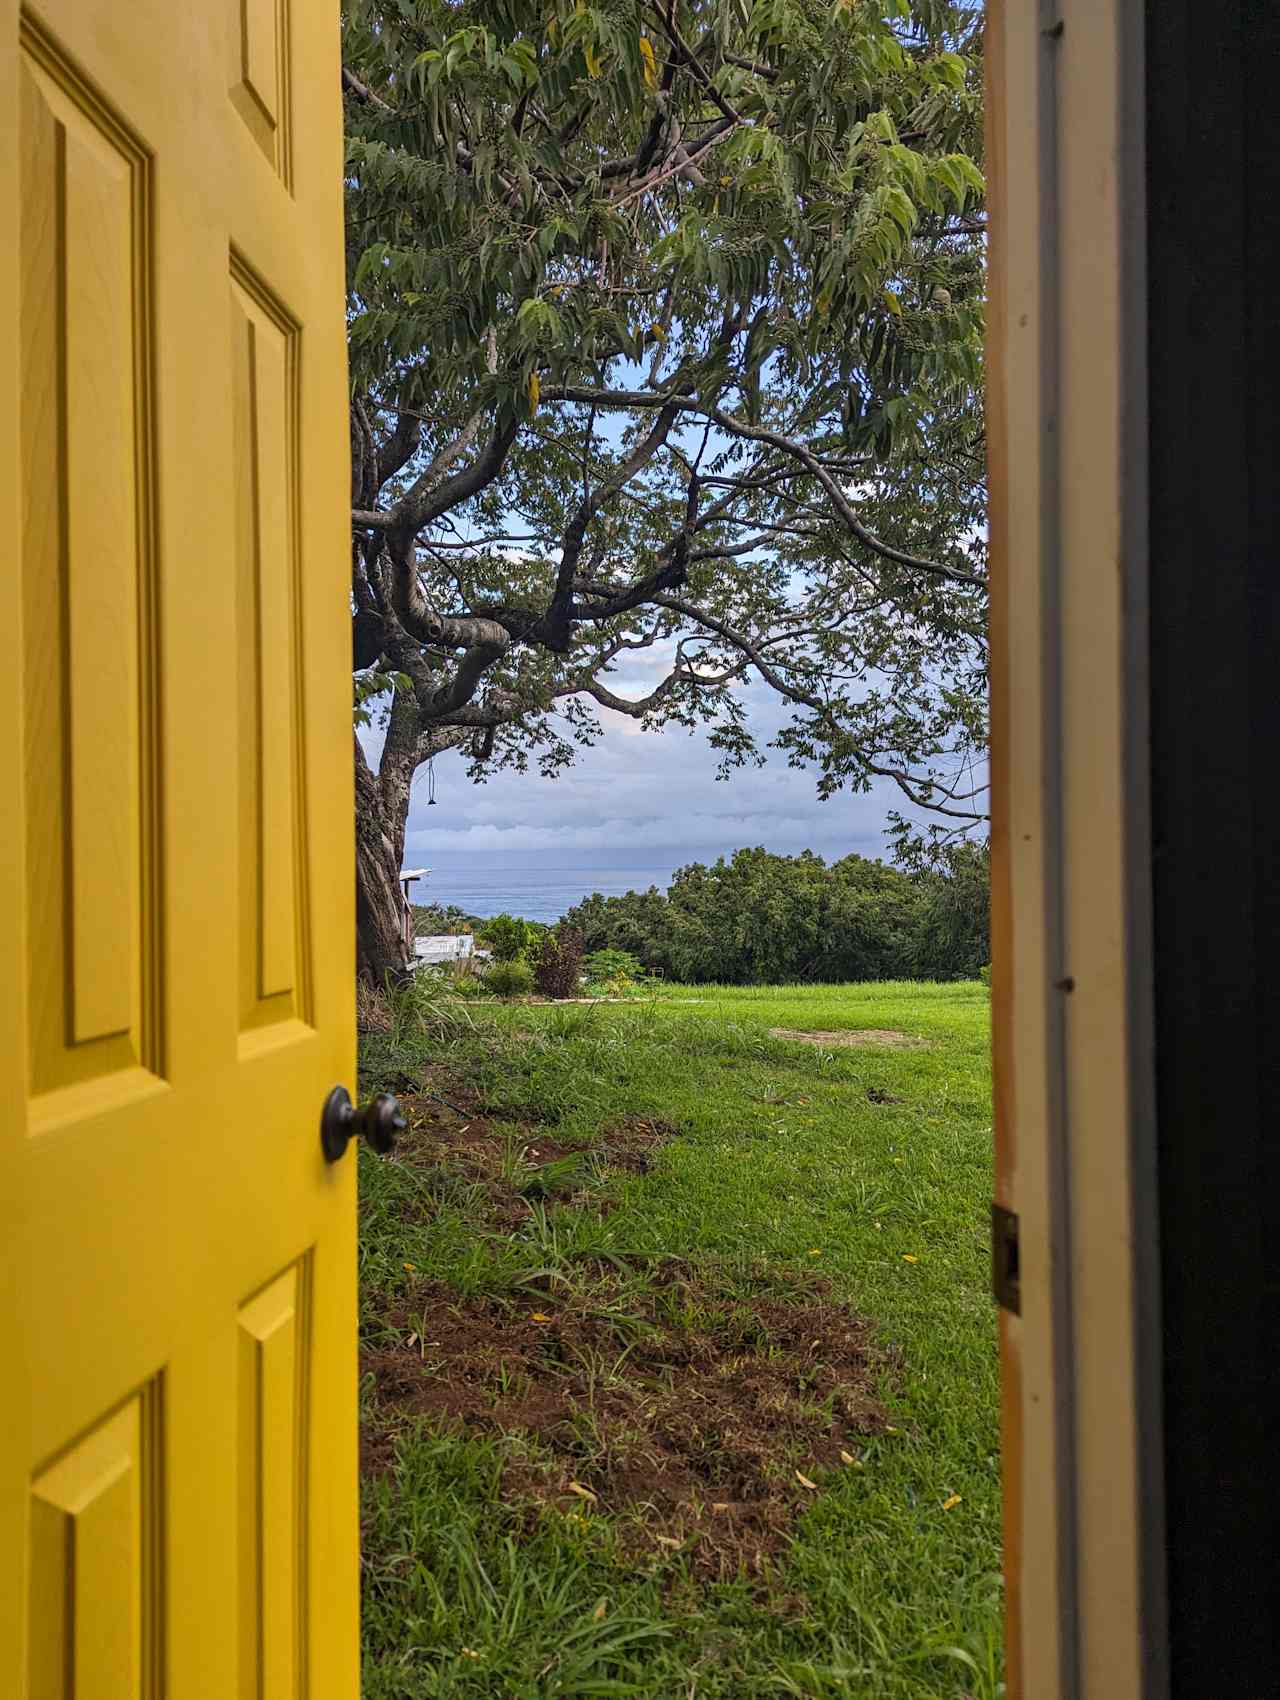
[413, 934, 489, 966]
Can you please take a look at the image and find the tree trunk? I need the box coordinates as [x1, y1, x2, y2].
[354, 693, 472, 987]
[355, 738, 412, 986]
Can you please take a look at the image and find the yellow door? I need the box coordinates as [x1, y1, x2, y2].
[0, 1, 356, 1694]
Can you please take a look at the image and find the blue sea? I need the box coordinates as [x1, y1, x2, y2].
[408, 859, 689, 924]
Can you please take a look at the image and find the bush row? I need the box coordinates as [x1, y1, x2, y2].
[558, 844, 990, 986]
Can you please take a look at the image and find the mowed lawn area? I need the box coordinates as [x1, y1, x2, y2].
[357, 982, 1000, 1699]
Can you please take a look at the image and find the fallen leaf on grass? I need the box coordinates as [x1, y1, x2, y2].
[567, 1482, 598, 1503]
[711, 1502, 731, 1513]
[942, 1494, 963, 1511]
[592, 1599, 608, 1621]
[807, 1248, 823, 1257]
[840, 1450, 858, 1466]
[402, 1262, 416, 1271]
[655, 1533, 683, 1548]
[795, 1471, 819, 1491]
[901, 1254, 918, 1263]
[531, 1312, 554, 1323]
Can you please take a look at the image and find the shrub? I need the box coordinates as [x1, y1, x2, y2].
[533, 926, 585, 1000]
[564, 845, 990, 985]
[483, 959, 534, 998]
[583, 947, 644, 988]
[382, 972, 480, 1046]
[478, 913, 531, 963]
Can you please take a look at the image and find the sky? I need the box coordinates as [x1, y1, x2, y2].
[366, 639, 933, 881]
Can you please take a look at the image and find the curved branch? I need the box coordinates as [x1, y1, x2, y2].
[544, 385, 984, 587]
[648, 590, 986, 820]
[387, 410, 518, 549]
[376, 410, 421, 489]
[533, 401, 682, 650]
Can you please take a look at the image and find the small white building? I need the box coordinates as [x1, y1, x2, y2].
[413, 934, 490, 968]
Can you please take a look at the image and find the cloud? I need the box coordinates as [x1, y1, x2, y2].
[362, 663, 955, 871]
[401, 702, 923, 866]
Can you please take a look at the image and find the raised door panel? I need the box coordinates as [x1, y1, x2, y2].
[230, 263, 311, 1040]
[18, 25, 161, 1115]
[238, 1260, 311, 1700]
[28, 1386, 162, 1700]
[229, 0, 293, 185]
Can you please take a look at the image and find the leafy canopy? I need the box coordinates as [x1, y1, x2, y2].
[564, 842, 990, 983]
[345, 0, 987, 836]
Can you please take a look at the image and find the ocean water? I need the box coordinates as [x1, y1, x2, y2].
[407, 861, 686, 924]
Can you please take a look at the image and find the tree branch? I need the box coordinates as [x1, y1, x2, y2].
[533, 401, 682, 651]
[544, 385, 984, 586]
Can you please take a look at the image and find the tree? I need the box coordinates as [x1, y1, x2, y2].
[561, 886, 678, 976]
[910, 837, 989, 976]
[564, 844, 987, 983]
[344, 0, 988, 983]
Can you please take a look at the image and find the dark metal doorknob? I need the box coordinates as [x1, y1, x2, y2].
[320, 1085, 405, 1162]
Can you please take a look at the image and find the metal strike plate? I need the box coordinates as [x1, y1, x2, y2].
[992, 1202, 1021, 1315]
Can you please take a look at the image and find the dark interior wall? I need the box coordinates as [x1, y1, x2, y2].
[1145, 3, 1280, 1689]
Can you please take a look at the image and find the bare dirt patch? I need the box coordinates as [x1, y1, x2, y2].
[362, 1067, 891, 1576]
[597, 1115, 676, 1174]
[769, 1026, 932, 1050]
[362, 1274, 887, 1577]
[383, 1077, 675, 1231]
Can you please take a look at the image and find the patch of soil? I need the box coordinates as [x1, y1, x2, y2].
[362, 1275, 888, 1577]
[386, 1079, 675, 1229]
[379, 1068, 486, 1120]
[597, 1115, 676, 1174]
[769, 1026, 932, 1050]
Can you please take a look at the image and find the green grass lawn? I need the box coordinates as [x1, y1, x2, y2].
[357, 981, 1001, 1699]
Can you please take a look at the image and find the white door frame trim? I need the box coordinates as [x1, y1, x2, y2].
[987, 4, 1167, 1694]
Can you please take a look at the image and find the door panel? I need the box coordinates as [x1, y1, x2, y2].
[229, 0, 293, 184]
[231, 261, 309, 1036]
[28, 1386, 163, 1700]
[238, 1260, 311, 1700]
[1, 1, 355, 1695]
[20, 28, 159, 1104]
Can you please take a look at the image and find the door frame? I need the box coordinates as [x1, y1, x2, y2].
[987, 3, 1167, 1694]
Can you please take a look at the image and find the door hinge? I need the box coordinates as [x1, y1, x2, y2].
[992, 1203, 1021, 1315]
